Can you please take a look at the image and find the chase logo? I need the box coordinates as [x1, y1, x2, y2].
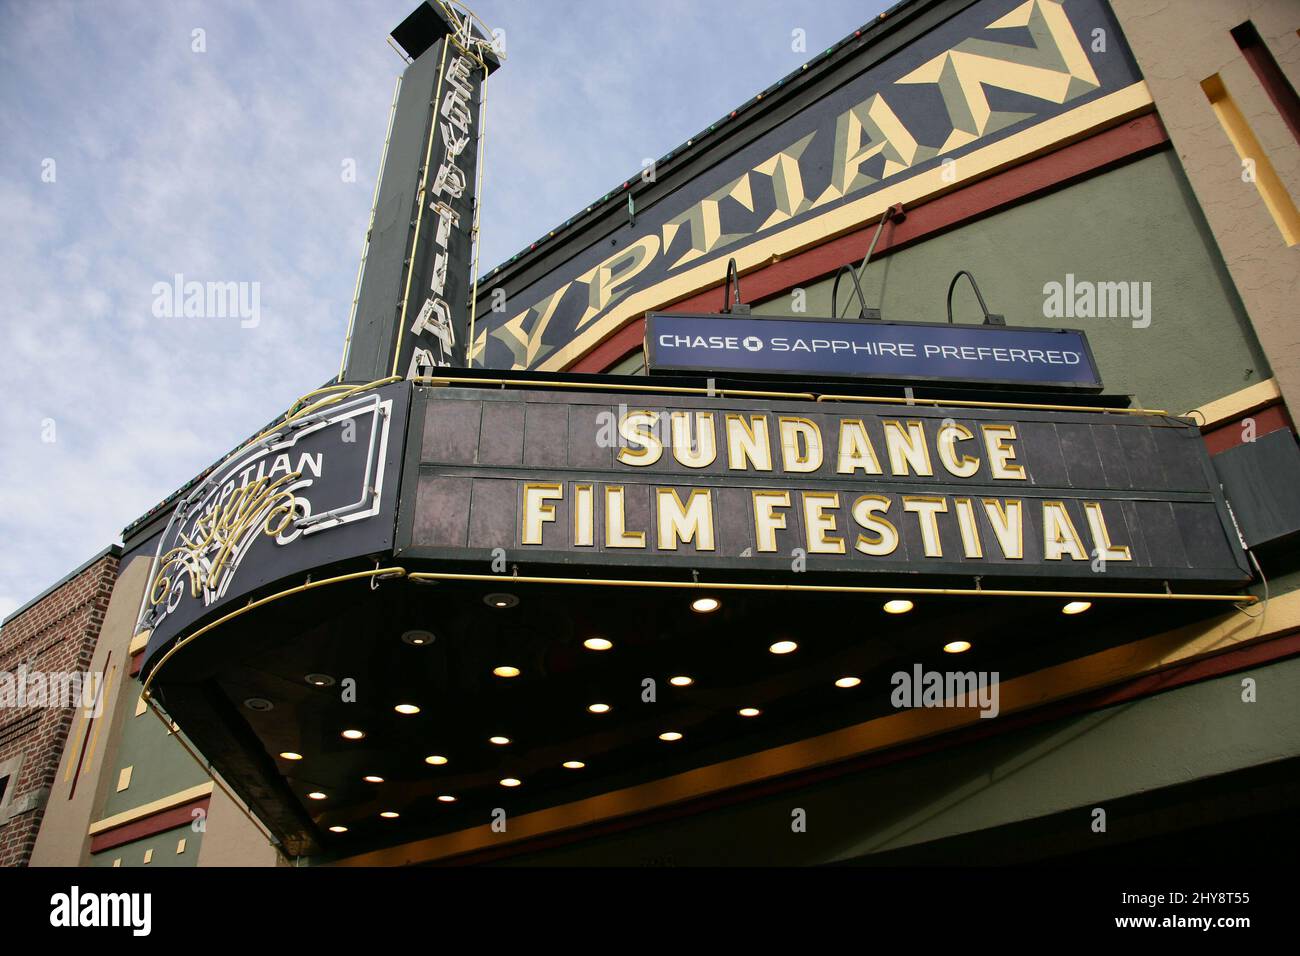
[742, 336, 764, 352]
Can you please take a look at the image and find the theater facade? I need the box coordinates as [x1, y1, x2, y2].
[20, 0, 1300, 867]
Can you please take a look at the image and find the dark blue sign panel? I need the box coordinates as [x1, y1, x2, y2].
[645, 313, 1102, 392]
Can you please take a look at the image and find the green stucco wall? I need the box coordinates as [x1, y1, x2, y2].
[751, 150, 1270, 416]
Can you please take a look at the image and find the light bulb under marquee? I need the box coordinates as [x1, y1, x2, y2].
[493, 665, 521, 678]
[499, 778, 521, 787]
[588, 703, 610, 714]
[659, 731, 683, 741]
[583, 637, 613, 651]
[738, 707, 761, 717]
[341, 729, 365, 740]
[669, 675, 693, 686]
[1062, 601, 1092, 615]
[883, 599, 914, 614]
[563, 760, 585, 769]
[425, 755, 448, 765]
[308, 792, 327, 800]
[380, 811, 399, 818]
[328, 826, 348, 833]
[437, 794, 456, 803]
[394, 703, 420, 715]
[363, 775, 384, 783]
[278, 752, 303, 761]
[489, 736, 511, 745]
[691, 597, 720, 613]
[835, 676, 861, 688]
[943, 640, 972, 654]
[769, 640, 797, 655]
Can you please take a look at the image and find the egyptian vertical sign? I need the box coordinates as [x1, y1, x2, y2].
[397, 45, 485, 376]
[472, 0, 1143, 372]
[341, 2, 500, 384]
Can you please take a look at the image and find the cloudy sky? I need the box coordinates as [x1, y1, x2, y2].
[0, 0, 891, 620]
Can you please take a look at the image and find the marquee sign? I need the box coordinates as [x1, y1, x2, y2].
[399, 387, 1250, 585]
[137, 383, 409, 664]
[645, 313, 1102, 390]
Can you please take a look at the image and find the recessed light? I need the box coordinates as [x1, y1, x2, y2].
[363, 775, 384, 783]
[308, 791, 327, 800]
[380, 811, 399, 818]
[691, 597, 720, 613]
[659, 731, 683, 741]
[562, 760, 585, 769]
[883, 599, 914, 614]
[341, 729, 365, 740]
[738, 707, 761, 717]
[437, 794, 456, 803]
[425, 754, 448, 765]
[943, 640, 972, 654]
[484, 592, 519, 609]
[1062, 601, 1092, 615]
[835, 677, 861, 688]
[583, 637, 613, 651]
[499, 777, 521, 787]
[278, 752, 303, 761]
[394, 703, 420, 715]
[328, 825, 348, 833]
[305, 673, 335, 687]
[489, 735, 511, 745]
[587, 703, 610, 714]
[243, 697, 273, 712]
[669, 675, 693, 687]
[768, 640, 797, 655]
[493, 665, 521, 678]
[401, 630, 435, 646]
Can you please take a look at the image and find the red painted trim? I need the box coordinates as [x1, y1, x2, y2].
[568, 113, 1170, 374]
[1204, 403, 1294, 455]
[436, 625, 1300, 865]
[68, 650, 112, 802]
[573, 320, 646, 376]
[89, 796, 211, 854]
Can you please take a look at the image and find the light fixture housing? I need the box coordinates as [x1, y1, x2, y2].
[738, 707, 761, 717]
[691, 597, 720, 613]
[394, 703, 420, 715]
[1062, 600, 1092, 615]
[562, 760, 585, 769]
[587, 703, 611, 714]
[401, 629, 435, 646]
[484, 592, 519, 609]
[835, 676, 861, 688]
[493, 665, 521, 678]
[669, 675, 694, 687]
[883, 599, 914, 614]
[768, 640, 797, 655]
[341, 729, 365, 740]
[659, 731, 683, 741]
[425, 754, 448, 766]
[278, 752, 303, 761]
[489, 735, 511, 745]
[583, 637, 613, 651]
[943, 640, 972, 654]
[304, 673, 336, 687]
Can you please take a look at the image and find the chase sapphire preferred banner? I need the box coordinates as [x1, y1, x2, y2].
[645, 313, 1102, 390]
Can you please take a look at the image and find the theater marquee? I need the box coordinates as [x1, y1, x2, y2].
[399, 386, 1250, 585]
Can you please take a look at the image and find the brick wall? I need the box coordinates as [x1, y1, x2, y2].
[0, 549, 120, 867]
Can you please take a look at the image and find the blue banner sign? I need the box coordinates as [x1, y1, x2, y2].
[644, 313, 1102, 391]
